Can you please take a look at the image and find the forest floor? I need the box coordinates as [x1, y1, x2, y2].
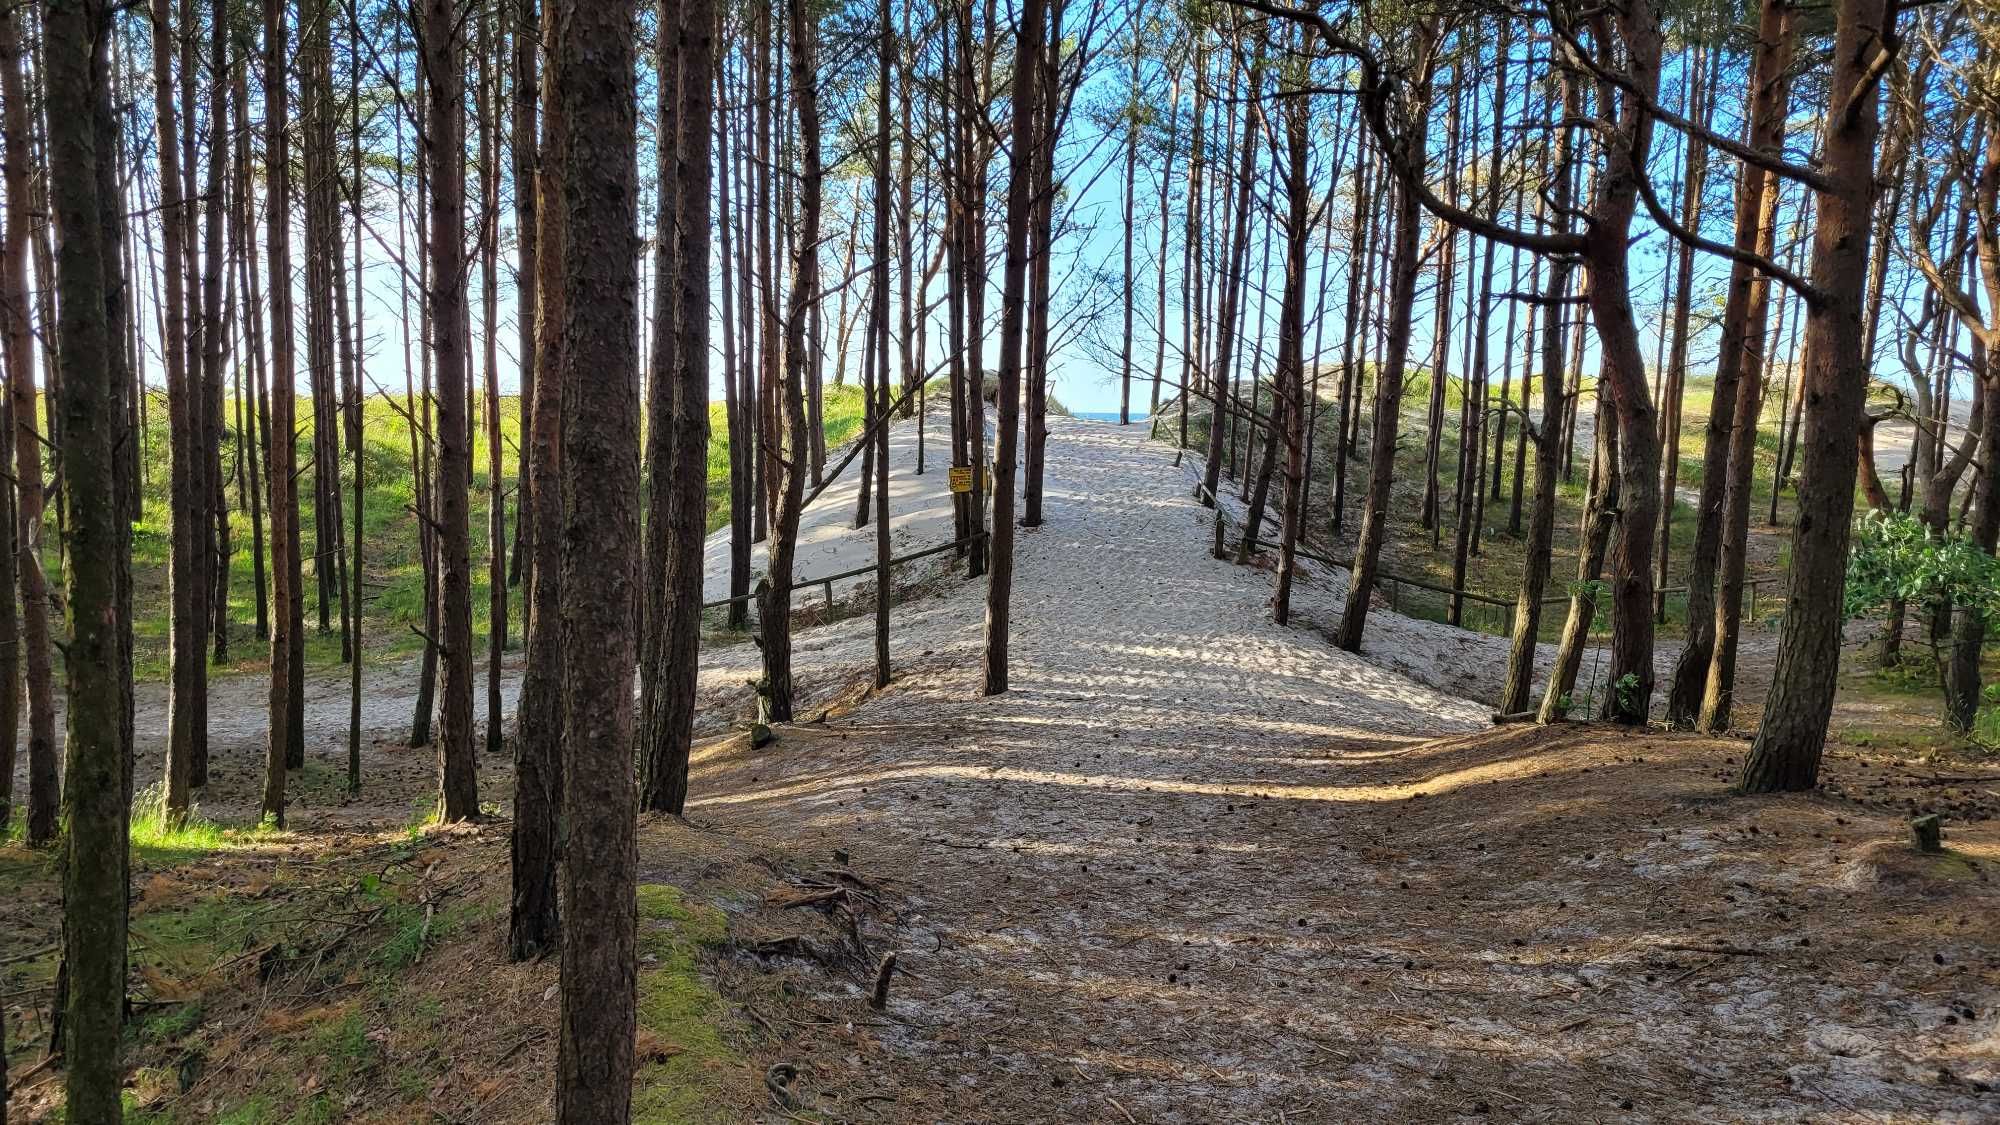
[6, 414, 2000, 1123]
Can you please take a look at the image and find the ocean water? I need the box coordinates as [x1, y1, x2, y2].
[1074, 411, 1131, 422]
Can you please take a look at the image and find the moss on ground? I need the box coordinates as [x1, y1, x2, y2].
[631, 883, 744, 1125]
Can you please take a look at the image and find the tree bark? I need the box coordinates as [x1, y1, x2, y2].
[1539, 395, 1621, 723]
[640, 0, 713, 815]
[153, 0, 204, 826]
[510, 0, 565, 962]
[1500, 72, 1579, 716]
[872, 0, 893, 686]
[1666, 0, 1794, 726]
[1271, 42, 1311, 625]
[0, 1, 51, 845]
[264, 0, 304, 822]
[425, 0, 479, 820]
[1946, 357, 2000, 730]
[982, 0, 1044, 694]
[1740, 0, 1898, 792]
[553, 0, 641, 1111]
[1699, 173, 1803, 733]
[1198, 47, 1260, 509]
[760, 0, 819, 721]
[1334, 53, 1429, 655]
[46, 0, 128, 1111]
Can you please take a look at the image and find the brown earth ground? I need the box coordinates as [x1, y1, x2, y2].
[4, 419, 1998, 1123]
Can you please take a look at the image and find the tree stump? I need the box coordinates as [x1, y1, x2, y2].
[1911, 813, 1943, 854]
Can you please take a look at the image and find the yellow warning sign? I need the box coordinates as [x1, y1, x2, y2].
[948, 465, 974, 493]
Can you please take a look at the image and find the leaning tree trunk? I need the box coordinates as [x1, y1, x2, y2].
[1539, 397, 1621, 723]
[1740, 0, 1897, 793]
[1334, 137, 1423, 654]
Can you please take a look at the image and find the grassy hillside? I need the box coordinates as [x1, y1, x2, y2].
[43, 384, 874, 681]
[1171, 366, 1798, 639]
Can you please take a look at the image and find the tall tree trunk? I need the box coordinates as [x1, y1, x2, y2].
[761, 0, 819, 722]
[552, 0, 640, 1111]
[1119, 31, 1138, 426]
[341, 0, 364, 790]
[1449, 26, 1509, 623]
[718, 50, 750, 629]
[1334, 47, 1429, 655]
[1331, 138, 1370, 534]
[640, 0, 713, 814]
[1271, 41, 1312, 625]
[1654, 51, 1716, 624]
[983, 0, 1044, 695]
[200, 0, 230, 684]
[512, 3, 540, 603]
[0, 0, 54, 845]
[479, 0, 507, 763]
[1574, 1, 1667, 725]
[47, 0, 128, 1111]
[1500, 71, 1579, 716]
[425, 0, 478, 821]
[1153, 59, 1179, 419]
[1699, 180, 1807, 732]
[1666, 0, 1795, 725]
[510, 0, 564, 962]
[872, 0, 893, 685]
[264, 0, 305, 822]
[153, 0, 204, 826]
[234, 59, 269, 643]
[1178, 39, 1205, 463]
[0, 5, 17, 843]
[1740, 0, 1898, 792]
[1198, 48, 1260, 509]
[1419, 89, 1460, 539]
[408, 62, 441, 749]
[1021, 5, 1059, 529]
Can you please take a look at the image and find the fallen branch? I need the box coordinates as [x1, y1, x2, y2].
[1656, 942, 1763, 958]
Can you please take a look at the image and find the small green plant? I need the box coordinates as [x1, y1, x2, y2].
[137, 1001, 204, 1044]
[1972, 706, 2000, 753]
[128, 783, 243, 865]
[1612, 673, 1644, 719]
[1567, 577, 1607, 602]
[1846, 511, 2000, 626]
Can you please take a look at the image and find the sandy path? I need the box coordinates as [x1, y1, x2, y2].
[680, 416, 1995, 1123]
